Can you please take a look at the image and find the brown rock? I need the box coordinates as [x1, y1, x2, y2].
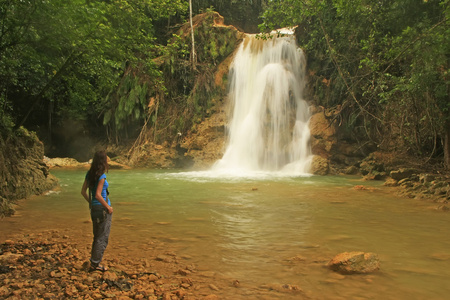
[0, 252, 24, 264]
[310, 155, 329, 175]
[148, 274, 159, 282]
[0, 286, 9, 298]
[103, 271, 118, 282]
[64, 285, 78, 297]
[328, 252, 380, 274]
[177, 268, 191, 276]
[23, 248, 32, 256]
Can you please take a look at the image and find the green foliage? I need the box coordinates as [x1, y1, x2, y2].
[262, 0, 450, 161]
[104, 74, 150, 131]
[0, 0, 187, 144]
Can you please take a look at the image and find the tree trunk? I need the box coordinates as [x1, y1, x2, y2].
[189, 0, 196, 70]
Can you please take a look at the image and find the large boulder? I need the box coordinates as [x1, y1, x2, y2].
[327, 252, 380, 274]
[310, 155, 330, 175]
[0, 127, 58, 217]
[309, 106, 337, 158]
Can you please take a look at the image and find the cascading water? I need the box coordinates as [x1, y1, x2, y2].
[213, 33, 312, 175]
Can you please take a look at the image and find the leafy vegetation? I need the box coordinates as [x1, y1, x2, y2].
[261, 0, 450, 168]
[0, 0, 251, 159]
[2, 0, 448, 169]
[0, 0, 187, 155]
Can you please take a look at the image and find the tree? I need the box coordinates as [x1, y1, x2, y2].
[261, 0, 450, 169]
[189, 0, 197, 70]
[0, 0, 188, 153]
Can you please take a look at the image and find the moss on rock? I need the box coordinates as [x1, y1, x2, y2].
[0, 127, 58, 217]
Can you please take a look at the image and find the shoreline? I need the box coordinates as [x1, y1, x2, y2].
[0, 229, 307, 300]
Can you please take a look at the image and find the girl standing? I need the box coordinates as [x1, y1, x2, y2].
[81, 150, 113, 271]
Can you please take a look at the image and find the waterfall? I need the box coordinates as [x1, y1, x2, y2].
[213, 34, 312, 175]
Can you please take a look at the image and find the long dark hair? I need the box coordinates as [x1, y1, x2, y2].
[88, 150, 108, 189]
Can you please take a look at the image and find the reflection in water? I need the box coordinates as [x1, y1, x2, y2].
[2, 169, 450, 300]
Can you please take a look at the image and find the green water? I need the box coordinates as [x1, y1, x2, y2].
[3, 169, 450, 299]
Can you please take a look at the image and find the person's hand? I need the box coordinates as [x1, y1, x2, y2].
[107, 206, 113, 214]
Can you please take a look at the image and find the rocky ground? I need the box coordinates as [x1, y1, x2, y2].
[0, 231, 231, 300]
[0, 230, 313, 300]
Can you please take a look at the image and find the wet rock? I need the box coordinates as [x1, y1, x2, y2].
[310, 155, 330, 175]
[390, 168, 417, 181]
[327, 252, 380, 274]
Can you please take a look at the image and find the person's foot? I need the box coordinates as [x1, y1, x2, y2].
[89, 264, 108, 272]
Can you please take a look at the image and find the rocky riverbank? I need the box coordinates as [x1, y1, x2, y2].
[0, 231, 310, 300]
[0, 231, 223, 300]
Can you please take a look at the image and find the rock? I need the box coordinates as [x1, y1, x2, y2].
[45, 157, 85, 168]
[147, 274, 159, 282]
[390, 168, 417, 181]
[384, 178, 398, 186]
[310, 155, 329, 175]
[103, 271, 118, 282]
[43, 292, 56, 299]
[344, 165, 359, 175]
[309, 108, 337, 155]
[0, 286, 10, 298]
[419, 174, 436, 183]
[0, 252, 24, 264]
[156, 255, 173, 263]
[327, 252, 380, 274]
[282, 284, 302, 291]
[177, 268, 191, 276]
[64, 285, 78, 297]
[1, 128, 58, 217]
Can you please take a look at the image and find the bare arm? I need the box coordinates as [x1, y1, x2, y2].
[81, 179, 90, 203]
[95, 178, 113, 214]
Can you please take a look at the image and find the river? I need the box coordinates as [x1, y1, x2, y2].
[1, 169, 449, 299]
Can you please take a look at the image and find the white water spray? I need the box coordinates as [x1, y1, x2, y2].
[213, 34, 312, 175]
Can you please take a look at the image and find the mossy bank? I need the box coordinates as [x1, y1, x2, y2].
[0, 127, 58, 217]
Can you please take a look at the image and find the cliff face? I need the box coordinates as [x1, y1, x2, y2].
[0, 128, 58, 217]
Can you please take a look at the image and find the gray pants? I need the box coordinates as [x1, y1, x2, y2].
[90, 207, 112, 266]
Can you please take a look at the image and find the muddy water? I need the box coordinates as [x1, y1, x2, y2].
[2, 169, 450, 299]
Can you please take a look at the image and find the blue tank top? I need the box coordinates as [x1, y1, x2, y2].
[86, 172, 110, 206]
